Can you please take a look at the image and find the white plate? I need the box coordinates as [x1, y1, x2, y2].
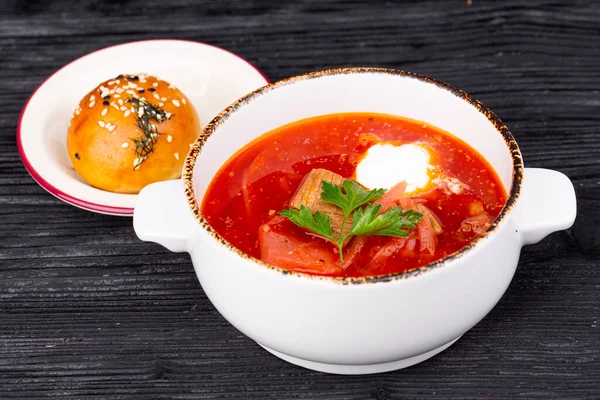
[17, 39, 269, 216]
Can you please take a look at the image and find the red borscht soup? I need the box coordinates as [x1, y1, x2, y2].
[201, 113, 507, 278]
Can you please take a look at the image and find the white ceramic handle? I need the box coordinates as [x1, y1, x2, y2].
[515, 168, 577, 245]
[133, 179, 196, 252]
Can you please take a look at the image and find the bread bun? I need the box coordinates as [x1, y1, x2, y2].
[67, 74, 200, 194]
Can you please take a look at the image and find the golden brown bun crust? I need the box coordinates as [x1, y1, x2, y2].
[67, 74, 200, 194]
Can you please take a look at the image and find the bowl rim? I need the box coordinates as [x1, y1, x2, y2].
[16, 38, 269, 216]
[182, 67, 523, 284]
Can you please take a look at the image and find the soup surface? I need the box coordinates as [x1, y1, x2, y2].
[201, 113, 507, 278]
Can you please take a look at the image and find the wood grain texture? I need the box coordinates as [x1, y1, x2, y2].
[0, 0, 599, 398]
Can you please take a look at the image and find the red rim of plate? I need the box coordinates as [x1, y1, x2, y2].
[16, 39, 270, 216]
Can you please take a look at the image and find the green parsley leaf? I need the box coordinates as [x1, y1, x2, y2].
[321, 180, 386, 217]
[349, 204, 423, 237]
[279, 205, 334, 241]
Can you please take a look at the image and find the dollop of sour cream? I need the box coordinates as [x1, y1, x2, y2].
[355, 143, 433, 193]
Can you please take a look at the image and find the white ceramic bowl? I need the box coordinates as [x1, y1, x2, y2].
[18, 39, 268, 215]
[133, 68, 577, 374]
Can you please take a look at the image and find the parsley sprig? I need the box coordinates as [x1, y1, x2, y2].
[280, 180, 423, 262]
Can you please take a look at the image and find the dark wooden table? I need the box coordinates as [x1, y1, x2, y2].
[1, 1, 599, 398]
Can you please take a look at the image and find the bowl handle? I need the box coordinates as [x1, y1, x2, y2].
[133, 179, 195, 252]
[514, 168, 577, 245]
